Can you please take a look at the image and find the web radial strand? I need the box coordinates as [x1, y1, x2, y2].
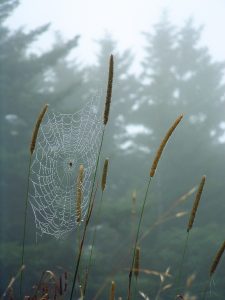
[29, 101, 103, 239]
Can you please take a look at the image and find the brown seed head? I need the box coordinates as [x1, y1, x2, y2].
[103, 54, 114, 125]
[210, 240, 225, 277]
[150, 114, 183, 177]
[134, 246, 140, 278]
[187, 175, 206, 232]
[101, 158, 109, 191]
[109, 281, 115, 300]
[76, 165, 84, 223]
[30, 104, 48, 154]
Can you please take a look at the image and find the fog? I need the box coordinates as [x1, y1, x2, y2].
[1, 1, 225, 299]
[7, 0, 225, 68]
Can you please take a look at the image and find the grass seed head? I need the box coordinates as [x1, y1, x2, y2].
[150, 114, 183, 177]
[187, 175, 206, 232]
[30, 104, 48, 154]
[134, 246, 140, 278]
[210, 240, 225, 277]
[109, 280, 115, 300]
[103, 54, 114, 125]
[101, 158, 109, 191]
[76, 165, 84, 223]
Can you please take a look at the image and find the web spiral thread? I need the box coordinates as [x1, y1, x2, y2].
[29, 101, 103, 239]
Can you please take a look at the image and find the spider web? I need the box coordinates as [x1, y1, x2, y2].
[30, 101, 103, 239]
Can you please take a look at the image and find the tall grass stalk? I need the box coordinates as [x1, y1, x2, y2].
[20, 156, 32, 298]
[174, 232, 190, 295]
[70, 55, 113, 300]
[127, 177, 152, 300]
[83, 159, 109, 297]
[76, 166, 84, 293]
[77, 212, 82, 292]
[69, 122, 105, 300]
[20, 104, 48, 299]
[134, 246, 140, 299]
[175, 175, 206, 296]
[69, 184, 97, 300]
[127, 114, 183, 300]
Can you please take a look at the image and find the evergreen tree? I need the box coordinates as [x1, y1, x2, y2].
[40, 33, 87, 112]
[0, 0, 80, 242]
[134, 14, 225, 196]
[176, 18, 225, 142]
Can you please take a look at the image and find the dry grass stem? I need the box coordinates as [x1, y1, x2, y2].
[186, 273, 196, 288]
[150, 114, 183, 177]
[76, 164, 84, 223]
[101, 158, 109, 191]
[187, 175, 206, 232]
[109, 281, 115, 300]
[210, 240, 225, 277]
[39, 293, 48, 300]
[104, 54, 114, 125]
[30, 104, 48, 154]
[139, 291, 150, 300]
[134, 247, 140, 278]
[3, 265, 25, 299]
[178, 187, 197, 204]
[162, 284, 172, 291]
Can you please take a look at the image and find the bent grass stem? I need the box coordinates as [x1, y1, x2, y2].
[69, 184, 98, 300]
[70, 54, 113, 300]
[83, 190, 104, 297]
[127, 177, 152, 300]
[175, 231, 190, 296]
[20, 153, 32, 299]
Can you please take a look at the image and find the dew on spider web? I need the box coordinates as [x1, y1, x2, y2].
[29, 100, 103, 239]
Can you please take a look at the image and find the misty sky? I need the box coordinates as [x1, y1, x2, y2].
[7, 0, 225, 69]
